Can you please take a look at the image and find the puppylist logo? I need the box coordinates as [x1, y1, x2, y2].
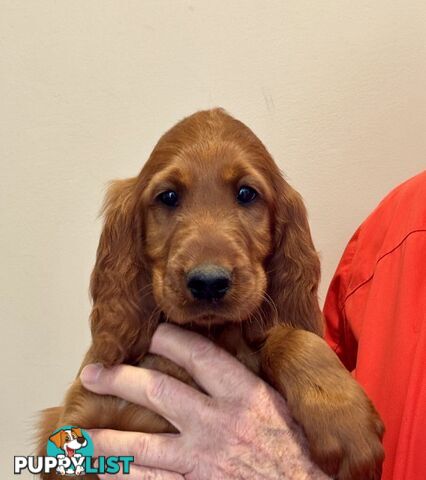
[14, 425, 134, 476]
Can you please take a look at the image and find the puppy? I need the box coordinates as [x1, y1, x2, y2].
[37, 109, 384, 479]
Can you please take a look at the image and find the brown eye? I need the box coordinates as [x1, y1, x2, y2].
[237, 186, 257, 204]
[158, 190, 179, 207]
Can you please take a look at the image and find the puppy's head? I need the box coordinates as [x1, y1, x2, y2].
[90, 109, 321, 365]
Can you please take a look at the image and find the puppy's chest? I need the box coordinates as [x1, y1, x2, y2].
[213, 324, 262, 375]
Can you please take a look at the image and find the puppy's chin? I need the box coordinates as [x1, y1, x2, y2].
[160, 295, 262, 327]
[161, 304, 238, 326]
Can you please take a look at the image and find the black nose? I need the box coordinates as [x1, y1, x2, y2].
[187, 264, 231, 301]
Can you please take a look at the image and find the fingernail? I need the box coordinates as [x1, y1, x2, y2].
[80, 363, 103, 385]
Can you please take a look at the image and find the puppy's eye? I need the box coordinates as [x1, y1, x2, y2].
[237, 186, 257, 204]
[158, 190, 179, 207]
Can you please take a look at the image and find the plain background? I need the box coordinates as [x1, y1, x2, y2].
[1, 1, 425, 477]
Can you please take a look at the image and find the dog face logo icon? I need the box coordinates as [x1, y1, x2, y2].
[49, 427, 87, 457]
[47, 426, 93, 476]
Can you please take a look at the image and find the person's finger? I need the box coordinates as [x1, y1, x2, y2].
[89, 429, 192, 474]
[149, 323, 260, 398]
[80, 363, 211, 430]
[98, 464, 184, 480]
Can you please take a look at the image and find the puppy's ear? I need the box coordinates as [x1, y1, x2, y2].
[89, 178, 158, 367]
[266, 177, 323, 335]
[72, 428, 83, 437]
[49, 430, 65, 449]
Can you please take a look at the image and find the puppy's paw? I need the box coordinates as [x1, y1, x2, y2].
[262, 327, 384, 480]
[75, 465, 85, 475]
[300, 387, 384, 480]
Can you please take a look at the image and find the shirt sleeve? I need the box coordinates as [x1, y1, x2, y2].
[323, 228, 360, 372]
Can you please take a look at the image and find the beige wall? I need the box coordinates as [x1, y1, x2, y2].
[1, 1, 425, 475]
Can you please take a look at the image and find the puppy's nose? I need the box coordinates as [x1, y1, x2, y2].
[187, 264, 231, 301]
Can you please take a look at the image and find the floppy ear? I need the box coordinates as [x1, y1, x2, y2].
[89, 177, 158, 367]
[265, 178, 323, 336]
[72, 428, 83, 437]
[49, 430, 65, 449]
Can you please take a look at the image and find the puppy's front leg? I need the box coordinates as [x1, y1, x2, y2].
[261, 325, 384, 480]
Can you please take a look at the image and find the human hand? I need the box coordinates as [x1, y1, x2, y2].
[80, 323, 329, 480]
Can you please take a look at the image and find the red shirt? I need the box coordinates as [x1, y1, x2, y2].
[324, 171, 426, 480]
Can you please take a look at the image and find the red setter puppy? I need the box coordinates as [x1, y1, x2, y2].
[37, 109, 384, 479]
